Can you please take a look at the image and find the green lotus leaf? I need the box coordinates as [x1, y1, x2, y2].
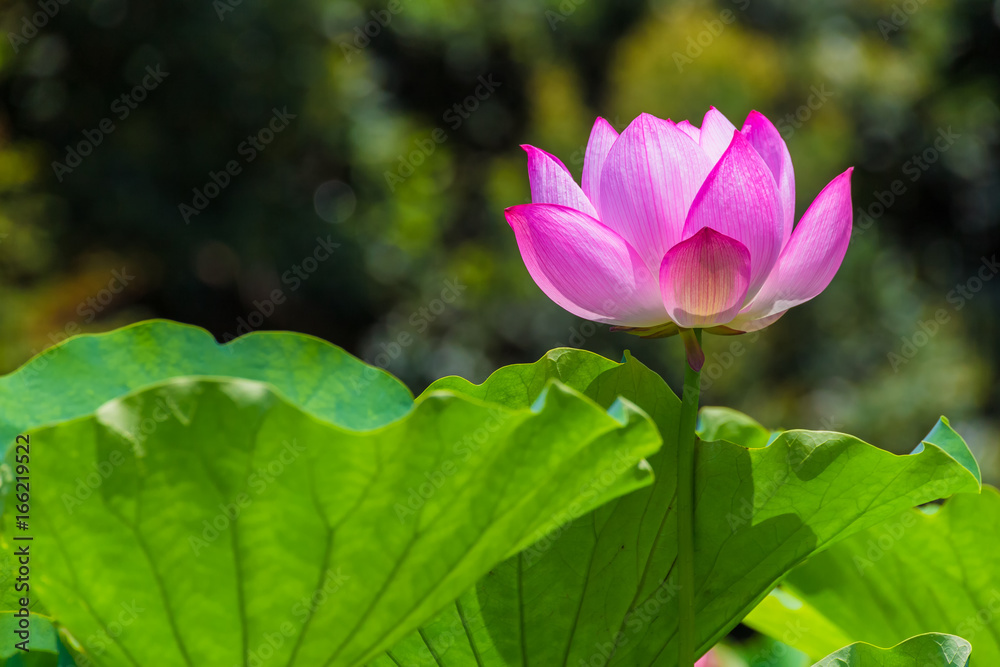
[0, 612, 63, 666]
[746, 488, 1000, 665]
[0, 320, 413, 453]
[377, 350, 981, 667]
[0, 326, 663, 667]
[811, 633, 971, 666]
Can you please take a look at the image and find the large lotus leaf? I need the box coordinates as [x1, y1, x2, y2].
[811, 633, 972, 667]
[745, 488, 1000, 665]
[0, 320, 413, 452]
[374, 349, 981, 667]
[696, 406, 772, 449]
[1, 363, 661, 666]
[0, 612, 64, 666]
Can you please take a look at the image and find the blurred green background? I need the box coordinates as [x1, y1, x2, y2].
[0, 0, 997, 487]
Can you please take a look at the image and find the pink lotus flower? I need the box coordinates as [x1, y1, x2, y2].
[506, 108, 853, 363]
[695, 649, 721, 667]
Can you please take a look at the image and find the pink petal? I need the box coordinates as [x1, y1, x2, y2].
[599, 113, 713, 273]
[659, 227, 751, 328]
[522, 145, 597, 218]
[725, 310, 786, 333]
[682, 130, 783, 297]
[738, 168, 854, 320]
[742, 110, 795, 246]
[582, 117, 619, 212]
[695, 649, 722, 667]
[506, 203, 668, 326]
[676, 119, 701, 142]
[699, 107, 738, 164]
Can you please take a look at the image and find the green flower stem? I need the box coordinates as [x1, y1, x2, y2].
[677, 328, 703, 667]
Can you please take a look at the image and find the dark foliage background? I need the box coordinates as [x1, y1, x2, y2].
[1, 0, 998, 481]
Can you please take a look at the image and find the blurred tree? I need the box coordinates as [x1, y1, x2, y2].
[0, 0, 997, 475]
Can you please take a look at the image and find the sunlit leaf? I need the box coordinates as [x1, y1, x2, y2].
[378, 351, 981, 666]
[0, 326, 662, 667]
[0, 612, 63, 666]
[0, 319, 414, 453]
[746, 488, 1000, 665]
[811, 633, 971, 667]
